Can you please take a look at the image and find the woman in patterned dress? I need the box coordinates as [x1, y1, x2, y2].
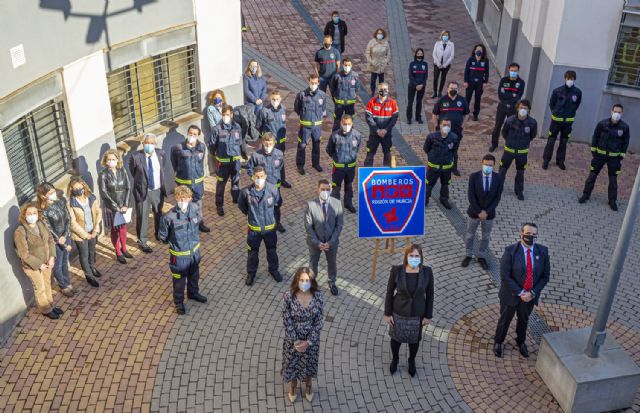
[282, 267, 324, 403]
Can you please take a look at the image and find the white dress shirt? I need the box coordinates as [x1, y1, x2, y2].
[146, 151, 161, 191]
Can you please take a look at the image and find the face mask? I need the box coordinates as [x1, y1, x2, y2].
[255, 178, 266, 187]
[188, 136, 198, 145]
[342, 124, 352, 133]
[26, 214, 38, 225]
[407, 257, 421, 269]
[449, 90, 457, 97]
[611, 112, 622, 122]
[177, 201, 189, 212]
[107, 160, 118, 168]
[518, 108, 528, 118]
[143, 143, 155, 154]
[250, 66, 258, 74]
[299, 281, 311, 292]
[376, 33, 384, 40]
[324, 43, 332, 49]
[475, 50, 483, 57]
[441, 126, 451, 135]
[509, 71, 518, 79]
[333, 16, 339, 23]
[442, 35, 449, 42]
[72, 188, 85, 197]
[222, 115, 232, 125]
[416, 55, 424, 61]
[379, 89, 389, 97]
[271, 99, 280, 108]
[565, 80, 575, 88]
[522, 234, 536, 246]
[343, 65, 352, 74]
[264, 145, 274, 154]
[47, 193, 58, 202]
[213, 97, 223, 105]
[482, 165, 493, 175]
[319, 190, 331, 201]
[309, 84, 319, 92]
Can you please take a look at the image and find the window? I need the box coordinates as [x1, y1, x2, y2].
[2, 100, 73, 204]
[108, 46, 198, 141]
[609, 4, 640, 89]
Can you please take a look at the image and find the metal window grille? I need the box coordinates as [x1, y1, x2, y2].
[2, 100, 73, 204]
[108, 45, 198, 141]
[609, 5, 640, 89]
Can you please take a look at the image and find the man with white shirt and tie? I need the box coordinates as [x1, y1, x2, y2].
[493, 223, 550, 358]
[463, 154, 503, 270]
[128, 133, 167, 253]
[305, 179, 344, 296]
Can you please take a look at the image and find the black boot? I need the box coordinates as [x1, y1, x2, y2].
[408, 359, 417, 377]
[390, 358, 399, 374]
[86, 275, 99, 288]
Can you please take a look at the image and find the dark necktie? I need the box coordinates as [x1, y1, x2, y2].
[148, 156, 155, 189]
[322, 202, 327, 221]
[524, 249, 533, 291]
[484, 176, 489, 192]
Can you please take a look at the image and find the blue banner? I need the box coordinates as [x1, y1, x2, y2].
[358, 166, 426, 238]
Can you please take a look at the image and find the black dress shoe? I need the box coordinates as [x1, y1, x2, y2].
[493, 342, 503, 357]
[461, 256, 472, 267]
[176, 303, 186, 315]
[86, 275, 100, 288]
[578, 195, 589, 204]
[329, 284, 339, 296]
[44, 311, 60, 320]
[518, 342, 529, 358]
[557, 162, 566, 170]
[122, 251, 134, 259]
[488, 144, 497, 152]
[406, 118, 412, 124]
[408, 359, 417, 377]
[276, 223, 286, 233]
[425, 198, 430, 207]
[390, 358, 399, 374]
[517, 193, 525, 201]
[91, 267, 103, 278]
[478, 258, 488, 270]
[431, 93, 438, 99]
[472, 114, 478, 121]
[270, 271, 283, 282]
[610, 201, 618, 211]
[117, 255, 127, 264]
[199, 223, 211, 233]
[345, 205, 356, 213]
[281, 181, 292, 189]
[137, 242, 153, 253]
[297, 167, 306, 175]
[52, 307, 64, 315]
[440, 199, 452, 210]
[188, 293, 208, 303]
[313, 164, 323, 173]
[216, 207, 225, 217]
[542, 161, 549, 170]
[246, 273, 256, 286]
[452, 168, 461, 176]
[417, 119, 424, 124]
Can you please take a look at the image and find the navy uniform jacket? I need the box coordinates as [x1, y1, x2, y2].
[408, 60, 428, 87]
[329, 71, 361, 104]
[247, 148, 285, 185]
[499, 242, 550, 306]
[432, 95, 469, 130]
[257, 104, 287, 144]
[423, 131, 459, 166]
[464, 57, 489, 84]
[170, 141, 206, 201]
[498, 76, 525, 107]
[315, 47, 341, 79]
[238, 183, 281, 230]
[294, 88, 327, 126]
[326, 128, 362, 166]
[208, 122, 247, 162]
[158, 203, 201, 254]
[549, 85, 582, 121]
[591, 118, 630, 157]
[502, 115, 538, 150]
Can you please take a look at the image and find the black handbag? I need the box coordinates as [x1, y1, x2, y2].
[388, 313, 421, 344]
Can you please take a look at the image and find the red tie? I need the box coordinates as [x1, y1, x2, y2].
[524, 249, 533, 291]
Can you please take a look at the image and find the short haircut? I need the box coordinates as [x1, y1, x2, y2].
[374, 28, 387, 38]
[343, 57, 352, 65]
[402, 243, 424, 268]
[221, 104, 233, 115]
[482, 154, 496, 163]
[509, 62, 520, 70]
[521, 222, 538, 232]
[331, 10, 339, 15]
[174, 185, 192, 200]
[564, 70, 577, 80]
[440, 30, 450, 38]
[261, 132, 275, 142]
[142, 132, 157, 143]
[341, 114, 353, 122]
[187, 125, 201, 135]
[613, 103, 624, 111]
[318, 179, 331, 187]
[439, 118, 451, 124]
[377, 82, 389, 90]
[253, 165, 266, 175]
[309, 73, 319, 81]
[270, 89, 281, 97]
[448, 81, 459, 87]
[517, 99, 531, 109]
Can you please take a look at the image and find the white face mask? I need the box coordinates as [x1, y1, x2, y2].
[376, 33, 384, 40]
[518, 108, 528, 118]
[342, 124, 352, 133]
[343, 65, 352, 74]
[611, 112, 622, 122]
[309, 84, 319, 92]
[177, 201, 189, 212]
[255, 178, 266, 188]
[26, 214, 38, 224]
[319, 190, 331, 201]
[566, 80, 575, 88]
[271, 100, 280, 108]
[264, 145, 274, 154]
[222, 115, 232, 125]
[250, 66, 258, 74]
[47, 193, 58, 202]
[188, 136, 198, 144]
[107, 160, 118, 168]
[441, 126, 451, 135]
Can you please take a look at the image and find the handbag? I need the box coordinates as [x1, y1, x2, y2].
[388, 313, 421, 344]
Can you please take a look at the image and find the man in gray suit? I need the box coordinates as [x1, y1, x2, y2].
[305, 179, 344, 295]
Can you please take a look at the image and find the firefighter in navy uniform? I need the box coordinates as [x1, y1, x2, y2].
[542, 70, 582, 170]
[432, 81, 469, 176]
[490, 63, 525, 152]
[364, 82, 399, 167]
[579, 104, 630, 211]
[406, 48, 428, 124]
[170, 125, 210, 233]
[158, 185, 207, 315]
[208, 104, 247, 217]
[257, 90, 292, 188]
[329, 57, 361, 130]
[464, 44, 490, 121]
[294, 74, 327, 175]
[498, 100, 538, 201]
[423, 118, 459, 209]
[326, 114, 361, 213]
[247, 132, 286, 233]
[238, 166, 283, 286]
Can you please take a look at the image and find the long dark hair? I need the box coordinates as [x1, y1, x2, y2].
[290, 267, 319, 295]
[414, 48, 425, 61]
[470, 43, 488, 61]
[36, 182, 57, 210]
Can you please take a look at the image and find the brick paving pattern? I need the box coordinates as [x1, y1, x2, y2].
[0, 0, 639, 412]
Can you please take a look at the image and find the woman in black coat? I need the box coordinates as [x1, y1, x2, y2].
[384, 243, 434, 376]
[323, 11, 348, 53]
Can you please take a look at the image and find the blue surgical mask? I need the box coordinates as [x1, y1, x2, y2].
[482, 165, 493, 175]
[475, 50, 483, 57]
[509, 71, 518, 79]
[407, 257, 421, 269]
[442, 35, 449, 42]
[333, 16, 339, 23]
[213, 97, 223, 105]
[299, 281, 311, 292]
[143, 143, 155, 154]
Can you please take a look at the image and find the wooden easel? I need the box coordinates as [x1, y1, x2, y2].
[371, 156, 411, 281]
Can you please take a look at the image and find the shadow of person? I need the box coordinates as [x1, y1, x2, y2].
[74, 155, 94, 191]
[161, 126, 186, 197]
[4, 205, 33, 323]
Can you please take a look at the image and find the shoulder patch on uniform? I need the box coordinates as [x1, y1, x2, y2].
[457, 101, 462, 107]
[524, 126, 530, 133]
[618, 130, 623, 136]
[515, 83, 520, 88]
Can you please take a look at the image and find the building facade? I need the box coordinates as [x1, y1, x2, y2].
[0, 0, 243, 340]
[464, 0, 640, 151]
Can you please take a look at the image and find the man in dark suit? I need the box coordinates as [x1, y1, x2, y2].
[305, 179, 344, 296]
[463, 154, 504, 270]
[128, 133, 167, 253]
[494, 223, 550, 358]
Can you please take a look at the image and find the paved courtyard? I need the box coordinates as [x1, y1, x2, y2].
[1, 0, 640, 412]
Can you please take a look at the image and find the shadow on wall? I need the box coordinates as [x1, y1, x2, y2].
[74, 155, 95, 191]
[162, 127, 186, 197]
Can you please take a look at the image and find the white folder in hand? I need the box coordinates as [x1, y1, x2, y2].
[113, 208, 133, 226]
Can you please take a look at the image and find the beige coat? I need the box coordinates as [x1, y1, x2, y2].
[14, 221, 56, 271]
[68, 196, 103, 241]
[365, 38, 390, 74]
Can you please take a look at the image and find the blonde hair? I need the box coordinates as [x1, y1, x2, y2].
[174, 185, 193, 200]
[101, 149, 123, 169]
[244, 60, 263, 78]
[440, 30, 450, 39]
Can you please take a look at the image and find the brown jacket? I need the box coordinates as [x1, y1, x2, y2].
[68, 194, 103, 241]
[14, 221, 57, 271]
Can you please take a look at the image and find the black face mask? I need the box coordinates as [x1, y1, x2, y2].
[522, 234, 536, 246]
[449, 90, 458, 97]
[416, 56, 424, 61]
[324, 43, 332, 49]
[72, 188, 84, 197]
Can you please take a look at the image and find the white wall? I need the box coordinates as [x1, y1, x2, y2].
[523, 0, 553, 49]
[504, 0, 522, 18]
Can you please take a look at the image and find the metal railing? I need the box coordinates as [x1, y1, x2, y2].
[608, 13, 640, 89]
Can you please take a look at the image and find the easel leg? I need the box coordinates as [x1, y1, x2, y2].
[372, 239, 380, 281]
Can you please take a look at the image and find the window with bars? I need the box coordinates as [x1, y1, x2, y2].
[2, 100, 73, 204]
[609, 6, 640, 89]
[107, 45, 198, 141]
